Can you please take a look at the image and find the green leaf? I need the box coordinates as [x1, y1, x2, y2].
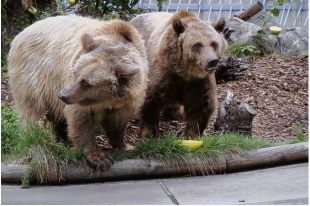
[1, 7, 7, 19]
[270, 8, 280, 17]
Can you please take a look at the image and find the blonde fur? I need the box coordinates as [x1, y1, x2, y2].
[8, 15, 148, 170]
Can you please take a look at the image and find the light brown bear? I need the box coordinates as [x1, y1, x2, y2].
[130, 10, 228, 138]
[8, 15, 148, 170]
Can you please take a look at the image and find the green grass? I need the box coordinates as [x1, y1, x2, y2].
[16, 123, 86, 188]
[1, 103, 87, 187]
[1, 103, 308, 187]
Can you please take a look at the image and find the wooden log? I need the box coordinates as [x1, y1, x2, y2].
[214, 90, 257, 136]
[1, 143, 308, 185]
[1, 157, 227, 184]
[235, 1, 264, 21]
[215, 57, 247, 83]
[225, 142, 308, 172]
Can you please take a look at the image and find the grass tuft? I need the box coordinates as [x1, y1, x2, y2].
[16, 123, 86, 187]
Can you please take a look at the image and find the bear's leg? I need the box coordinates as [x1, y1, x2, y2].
[140, 97, 164, 138]
[65, 106, 113, 170]
[102, 108, 133, 150]
[46, 112, 68, 142]
[53, 119, 68, 142]
[183, 82, 217, 138]
[162, 106, 182, 120]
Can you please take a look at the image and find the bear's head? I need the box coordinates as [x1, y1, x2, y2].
[57, 32, 143, 108]
[168, 10, 228, 79]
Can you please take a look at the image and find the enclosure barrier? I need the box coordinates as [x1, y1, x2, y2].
[135, 0, 308, 29]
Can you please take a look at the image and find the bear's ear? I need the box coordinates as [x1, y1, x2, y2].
[172, 15, 185, 35]
[212, 17, 226, 33]
[118, 22, 134, 43]
[81, 33, 97, 52]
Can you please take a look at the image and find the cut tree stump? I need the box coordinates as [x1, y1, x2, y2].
[214, 89, 257, 136]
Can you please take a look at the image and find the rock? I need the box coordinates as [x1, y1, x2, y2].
[247, 10, 278, 32]
[226, 17, 277, 54]
[274, 27, 308, 56]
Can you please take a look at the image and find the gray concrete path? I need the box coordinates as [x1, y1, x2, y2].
[1, 163, 308, 205]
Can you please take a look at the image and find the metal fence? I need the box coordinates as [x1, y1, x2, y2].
[135, 0, 308, 29]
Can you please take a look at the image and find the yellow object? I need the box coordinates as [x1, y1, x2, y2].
[68, 0, 75, 5]
[179, 140, 203, 150]
[27, 6, 37, 15]
[269, 26, 282, 35]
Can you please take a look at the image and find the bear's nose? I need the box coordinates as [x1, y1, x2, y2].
[208, 59, 219, 68]
[57, 92, 66, 103]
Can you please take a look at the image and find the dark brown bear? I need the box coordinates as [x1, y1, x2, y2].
[130, 10, 228, 138]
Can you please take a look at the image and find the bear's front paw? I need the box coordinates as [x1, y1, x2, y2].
[85, 150, 113, 171]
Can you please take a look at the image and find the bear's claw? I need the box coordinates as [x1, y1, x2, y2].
[86, 150, 114, 171]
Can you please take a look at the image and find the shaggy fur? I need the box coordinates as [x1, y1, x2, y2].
[130, 10, 228, 138]
[8, 15, 148, 170]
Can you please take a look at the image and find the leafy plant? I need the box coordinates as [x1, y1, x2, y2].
[77, 0, 146, 20]
[269, 0, 288, 17]
[157, 0, 167, 11]
[226, 43, 260, 59]
[1, 103, 21, 155]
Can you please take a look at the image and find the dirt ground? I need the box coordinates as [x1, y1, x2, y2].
[1, 55, 308, 143]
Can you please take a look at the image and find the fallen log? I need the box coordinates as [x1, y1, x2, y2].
[225, 142, 309, 172]
[235, 1, 264, 21]
[1, 142, 308, 185]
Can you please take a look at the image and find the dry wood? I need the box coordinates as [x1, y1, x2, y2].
[235, 1, 264, 21]
[1, 143, 307, 185]
[215, 57, 247, 83]
[225, 142, 308, 172]
[214, 90, 257, 135]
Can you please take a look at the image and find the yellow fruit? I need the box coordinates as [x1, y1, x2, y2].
[179, 140, 203, 150]
[269, 26, 282, 35]
[68, 0, 75, 5]
[27, 6, 37, 15]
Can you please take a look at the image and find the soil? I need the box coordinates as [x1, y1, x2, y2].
[1, 55, 308, 144]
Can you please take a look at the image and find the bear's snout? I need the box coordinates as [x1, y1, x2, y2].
[57, 92, 66, 102]
[208, 58, 219, 68]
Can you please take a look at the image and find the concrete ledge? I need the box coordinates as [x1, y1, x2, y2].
[1, 142, 308, 184]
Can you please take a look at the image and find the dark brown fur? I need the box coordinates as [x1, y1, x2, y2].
[130, 10, 228, 138]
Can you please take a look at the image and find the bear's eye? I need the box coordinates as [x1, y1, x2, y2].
[118, 76, 129, 86]
[81, 79, 91, 89]
[192, 42, 203, 53]
[211, 42, 218, 50]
